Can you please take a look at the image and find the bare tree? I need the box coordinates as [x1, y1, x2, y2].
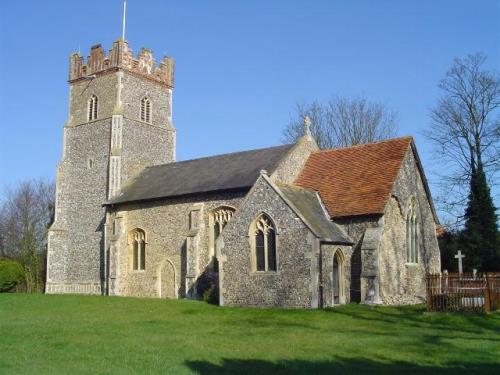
[0, 205, 6, 258]
[425, 53, 500, 225]
[0, 179, 55, 292]
[282, 95, 398, 148]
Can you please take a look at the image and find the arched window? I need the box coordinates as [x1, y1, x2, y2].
[406, 198, 419, 264]
[88, 95, 98, 121]
[140, 97, 151, 123]
[332, 249, 345, 305]
[129, 229, 146, 271]
[251, 214, 277, 272]
[210, 206, 235, 272]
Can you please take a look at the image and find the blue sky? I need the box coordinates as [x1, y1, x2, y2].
[0, 1, 498, 217]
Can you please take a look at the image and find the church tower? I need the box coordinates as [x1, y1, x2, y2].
[46, 39, 175, 294]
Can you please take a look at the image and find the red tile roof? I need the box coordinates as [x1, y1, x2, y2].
[295, 137, 413, 218]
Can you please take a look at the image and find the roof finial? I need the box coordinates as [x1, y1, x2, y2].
[121, 0, 127, 40]
[304, 115, 312, 136]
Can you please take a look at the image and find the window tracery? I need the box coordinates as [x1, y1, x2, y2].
[210, 207, 235, 272]
[406, 198, 419, 264]
[130, 229, 146, 271]
[252, 214, 277, 272]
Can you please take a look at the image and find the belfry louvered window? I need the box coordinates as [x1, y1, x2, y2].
[140, 97, 151, 123]
[88, 95, 98, 121]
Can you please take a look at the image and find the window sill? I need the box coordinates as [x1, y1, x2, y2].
[131, 270, 146, 273]
[251, 271, 278, 276]
[405, 263, 419, 267]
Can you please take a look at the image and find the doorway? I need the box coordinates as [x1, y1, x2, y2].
[158, 259, 177, 299]
[332, 250, 344, 305]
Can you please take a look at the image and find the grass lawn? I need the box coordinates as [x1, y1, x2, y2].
[0, 294, 499, 374]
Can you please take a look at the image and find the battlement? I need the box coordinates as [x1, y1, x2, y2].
[69, 39, 174, 87]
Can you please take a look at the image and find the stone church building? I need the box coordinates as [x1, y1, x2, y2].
[46, 39, 441, 308]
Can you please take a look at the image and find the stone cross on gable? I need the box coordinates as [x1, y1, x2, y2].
[304, 116, 312, 136]
[455, 250, 465, 274]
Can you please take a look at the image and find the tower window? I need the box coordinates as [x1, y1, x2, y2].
[88, 95, 98, 121]
[140, 97, 151, 123]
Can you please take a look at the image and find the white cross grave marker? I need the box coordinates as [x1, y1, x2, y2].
[455, 250, 465, 275]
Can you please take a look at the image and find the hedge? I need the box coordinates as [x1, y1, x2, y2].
[0, 258, 25, 292]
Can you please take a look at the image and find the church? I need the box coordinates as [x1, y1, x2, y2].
[45, 38, 441, 308]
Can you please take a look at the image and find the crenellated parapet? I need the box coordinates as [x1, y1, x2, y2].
[69, 39, 174, 87]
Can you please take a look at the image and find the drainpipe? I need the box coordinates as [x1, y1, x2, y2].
[318, 240, 323, 309]
[103, 211, 109, 296]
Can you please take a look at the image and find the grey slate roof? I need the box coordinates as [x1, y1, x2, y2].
[106, 144, 295, 205]
[276, 182, 353, 245]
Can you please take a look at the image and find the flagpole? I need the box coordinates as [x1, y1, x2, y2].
[122, 1, 127, 40]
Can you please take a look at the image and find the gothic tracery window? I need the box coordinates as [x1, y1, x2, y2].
[140, 97, 151, 123]
[252, 214, 277, 272]
[130, 229, 146, 271]
[211, 207, 235, 272]
[406, 198, 419, 264]
[88, 95, 98, 121]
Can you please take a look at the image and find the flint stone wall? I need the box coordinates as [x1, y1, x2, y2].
[378, 149, 441, 304]
[221, 177, 316, 308]
[332, 149, 441, 305]
[120, 72, 176, 181]
[106, 191, 245, 298]
[47, 117, 111, 292]
[271, 136, 318, 184]
[333, 215, 381, 303]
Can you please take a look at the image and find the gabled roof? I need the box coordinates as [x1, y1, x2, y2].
[295, 137, 419, 219]
[106, 144, 295, 205]
[275, 182, 352, 244]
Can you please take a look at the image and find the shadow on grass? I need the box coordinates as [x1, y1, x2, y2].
[186, 357, 498, 375]
[327, 304, 500, 334]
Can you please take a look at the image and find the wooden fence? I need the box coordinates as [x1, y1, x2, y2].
[426, 272, 500, 313]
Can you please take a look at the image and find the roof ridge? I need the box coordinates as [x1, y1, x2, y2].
[265, 176, 352, 244]
[144, 143, 294, 170]
[276, 181, 316, 194]
[313, 136, 413, 154]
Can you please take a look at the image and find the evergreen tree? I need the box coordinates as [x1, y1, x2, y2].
[438, 230, 459, 272]
[460, 161, 499, 271]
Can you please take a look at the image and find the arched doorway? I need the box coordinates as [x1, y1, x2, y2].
[158, 259, 177, 299]
[332, 250, 345, 305]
